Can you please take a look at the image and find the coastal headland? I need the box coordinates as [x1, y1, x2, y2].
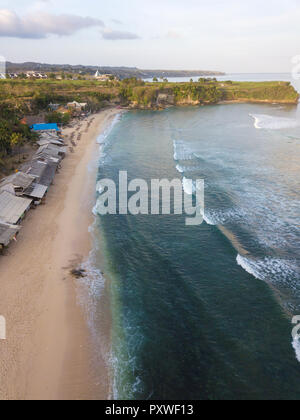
[0, 79, 298, 115]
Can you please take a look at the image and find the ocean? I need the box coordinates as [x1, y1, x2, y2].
[144, 72, 293, 83]
[87, 74, 300, 400]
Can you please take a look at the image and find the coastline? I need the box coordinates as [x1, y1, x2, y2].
[0, 107, 120, 400]
[124, 98, 299, 111]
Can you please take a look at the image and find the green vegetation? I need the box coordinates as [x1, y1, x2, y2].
[0, 77, 298, 175]
[0, 78, 298, 114]
[220, 80, 299, 103]
[116, 78, 299, 107]
[46, 111, 71, 126]
[0, 79, 119, 113]
[171, 82, 223, 104]
[0, 104, 36, 173]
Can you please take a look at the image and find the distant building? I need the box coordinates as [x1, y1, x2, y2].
[94, 71, 115, 82]
[26, 71, 48, 79]
[67, 101, 88, 111]
[48, 103, 60, 112]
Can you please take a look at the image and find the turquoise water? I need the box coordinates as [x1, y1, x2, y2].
[92, 102, 300, 400]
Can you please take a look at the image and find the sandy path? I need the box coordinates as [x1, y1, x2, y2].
[0, 108, 119, 400]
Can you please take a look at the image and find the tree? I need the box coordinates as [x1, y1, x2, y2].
[153, 77, 158, 82]
[10, 133, 24, 163]
[0, 121, 11, 156]
[46, 111, 71, 126]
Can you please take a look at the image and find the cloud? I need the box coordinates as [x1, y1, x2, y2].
[111, 19, 123, 25]
[0, 9, 104, 39]
[166, 30, 183, 39]
[101, 29, 140, 40]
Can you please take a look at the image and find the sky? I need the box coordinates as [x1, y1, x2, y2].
[0, 0, 299, 73]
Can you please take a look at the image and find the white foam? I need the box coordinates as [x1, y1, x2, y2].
[250, 114, 300, 130]
[203, 208, 247, 226]
[176, 164, 184, 173]
[199, 208, 216, 225]
[236, 254, 299, 284]
[97, 112, 123, 145]
[203, 214, 215, 225]
[292, 338, 300, 363]
[237, 254, 261, 280]
[75, 246, 109, 370]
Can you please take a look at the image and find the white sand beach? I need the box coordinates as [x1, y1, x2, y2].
[0, 108, 119, 400]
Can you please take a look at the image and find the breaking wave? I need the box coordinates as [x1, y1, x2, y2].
[250, 114, 300, 130]
[236, 254, 299, 284]
[97, 112, 124, 145]
[202, 207, 248, 226]
[182, 177, 195, 195]
[176, 164, 184, 173]
[292, 338, 300, 363]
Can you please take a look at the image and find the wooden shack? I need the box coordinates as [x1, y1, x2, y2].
[0, 172, 35, 196]
[0, 221, 21, 249]
[0, 191, 32, 225]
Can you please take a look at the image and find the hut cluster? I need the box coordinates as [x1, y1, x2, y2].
[0, 123, 66, 252]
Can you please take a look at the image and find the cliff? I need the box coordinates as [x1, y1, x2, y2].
[123, 81, 299, 109]
[0, 79, 298, 115]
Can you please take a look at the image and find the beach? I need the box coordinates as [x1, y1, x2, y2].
[0, 108, 119, 400]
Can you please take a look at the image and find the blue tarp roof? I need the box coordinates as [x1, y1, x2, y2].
[31, 123, 59, 131]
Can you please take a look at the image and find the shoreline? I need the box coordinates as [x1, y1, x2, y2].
[124, 99, 299, 111]
[0, 107, 120, 400]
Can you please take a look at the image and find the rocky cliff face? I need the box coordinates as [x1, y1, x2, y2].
[175, 97, 201, 106]
[156, 93, 175, 106]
